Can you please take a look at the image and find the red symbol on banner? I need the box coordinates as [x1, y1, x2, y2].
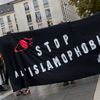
[14, 38, 33, 53]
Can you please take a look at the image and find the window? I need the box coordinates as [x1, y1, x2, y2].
[24, 2, 30, 12]
[7, 16, 11, 23]
[38, 23, 43, 29]
[0, 18, 4, 26]
[26, 14, 32, 23]
[35, 12, 42, 23]
[9, 25, 13, 32]
[33, 0, 39, 11]
[29, 26, 34, 31]
[43, 0, 49, 8]
[1, 27, 6, 35]
[16, 24, 19, 32]
[14, 14, 17, 23]
[45, 9, 52, 20]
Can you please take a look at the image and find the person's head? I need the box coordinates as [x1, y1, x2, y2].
[7, 31, 11, 35]
[60, 21, 64, 24]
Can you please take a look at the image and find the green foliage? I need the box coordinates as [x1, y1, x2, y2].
[69, 0, 100, 17]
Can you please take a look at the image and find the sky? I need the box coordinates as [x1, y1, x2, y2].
[0, 0, 14, 5]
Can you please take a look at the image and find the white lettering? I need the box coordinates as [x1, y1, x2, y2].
[61, 53, 68, 63]
[28, 67, 34, 76]
[67, 50, 73, 61]
[74, 46, 82, 57]
[96, 35, 100, 46]
[46, 60, 54, 70]
[40, 63, 46, 72]
[35, 46, 42, 56]
[63, 34, 69, 45]
[33, 65, 39, 74]
[15, 71, 19, 78]
[54, 39, 60, 49]
[89, 40, 96, 50]
[81, 43, 89, 54]
[44, 41, 51, 52]
[20, 71, 24, 77]
[52, 56, 61, 67]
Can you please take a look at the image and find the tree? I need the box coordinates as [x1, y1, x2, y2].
[69, 0, 100, 17]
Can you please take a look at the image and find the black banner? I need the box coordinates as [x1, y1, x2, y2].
[0, 13, 100, 92]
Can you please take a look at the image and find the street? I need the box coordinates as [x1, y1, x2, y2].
[1, 75, 98, 100]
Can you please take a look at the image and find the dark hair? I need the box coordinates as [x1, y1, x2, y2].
[7, 31, 11, 35]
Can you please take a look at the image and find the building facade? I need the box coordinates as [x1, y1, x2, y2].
[0, 2, 18, 36]
[0, 0, 80, 36]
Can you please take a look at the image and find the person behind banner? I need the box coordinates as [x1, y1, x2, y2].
[0, 54, 7, 92]
[16, 87, 31, 96]
[59, 21, 76, 86]
[0, 53, 8, 85]
[0, 75, 7, 92]
[63, 80, 76, 86]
